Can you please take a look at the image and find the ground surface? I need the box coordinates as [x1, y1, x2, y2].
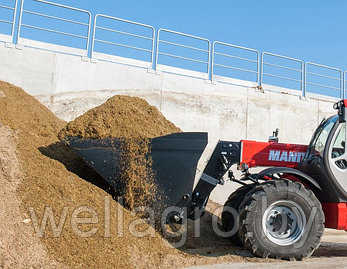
[184, 229, 347, 269]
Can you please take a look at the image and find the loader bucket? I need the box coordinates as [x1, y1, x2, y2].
[61, 132, 208, 211]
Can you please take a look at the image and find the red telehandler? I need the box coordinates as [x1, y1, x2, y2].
[62, 99, 347, 261]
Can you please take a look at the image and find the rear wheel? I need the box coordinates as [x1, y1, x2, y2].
[238, 180, 324, 260]
[221, 185, 254, 246]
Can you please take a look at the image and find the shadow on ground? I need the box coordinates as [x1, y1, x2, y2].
[314, 242, 347, 257]
[164, 201, 252, 258]
[181, 212, 252, 258]
[39, 141, 114, 195]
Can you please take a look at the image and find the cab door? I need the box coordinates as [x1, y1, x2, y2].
[327, 121, 347, 192]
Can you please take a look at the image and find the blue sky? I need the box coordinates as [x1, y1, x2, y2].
[50, 0, 347, 69]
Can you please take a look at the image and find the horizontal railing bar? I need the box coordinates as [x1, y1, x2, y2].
[158, 52, 208, 64]
[94, 38, 152, 53]
[306, 71, 342, 81]
[95, 25, 152, 40]
[159, 40, 209, 53]
[34, 0, 91, 16]
[0, 19, 13, 25]
[263, 72, 302, 83]
[0, 4, 15, 10]
[214, 51, 258, 63]
[213, 40, 259, 53]
[22, 10, 89, 26]
[21, 24, 88, 39]
[214, 63, 258, 74]
[263, 51, 303, 63]
[306, 82, 340, 91]
[306, 62, 342, 72]
[159, 28, 210, 43]
[263, 62, 302, 72]
[96, 14, 155, 30]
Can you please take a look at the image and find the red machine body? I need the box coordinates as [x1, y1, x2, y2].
[322, 203, 347, 231]
[240, 140, 308, 169]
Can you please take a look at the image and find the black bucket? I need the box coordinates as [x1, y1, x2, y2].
[62, 132, 208, 211]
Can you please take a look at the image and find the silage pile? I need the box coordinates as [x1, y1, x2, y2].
[59, 95, 181, 139]
[0, 82, 179, 268]
[0, 81, 263, 268]
[59, 95, 182, 209]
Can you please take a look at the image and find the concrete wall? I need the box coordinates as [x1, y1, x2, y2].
[0, 43, 339, 204]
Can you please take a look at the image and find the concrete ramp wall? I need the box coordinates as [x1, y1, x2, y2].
[0, 44, 338, 203]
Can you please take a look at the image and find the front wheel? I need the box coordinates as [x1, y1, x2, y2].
[238, 180, 325, 260]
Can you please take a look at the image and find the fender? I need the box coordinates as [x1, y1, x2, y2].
[256, 167, 322, 191]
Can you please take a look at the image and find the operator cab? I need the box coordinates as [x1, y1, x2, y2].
[298, 100, 347, 202]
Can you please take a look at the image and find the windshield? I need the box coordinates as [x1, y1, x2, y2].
[304, 115, 338, 160]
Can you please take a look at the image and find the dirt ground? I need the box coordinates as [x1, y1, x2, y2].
[184, 229, 347, 268]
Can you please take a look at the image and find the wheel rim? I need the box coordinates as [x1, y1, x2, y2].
[262, 200, 306, 246]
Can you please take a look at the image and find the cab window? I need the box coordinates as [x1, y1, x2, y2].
[332, 123, 346, 159]
[313, 119, 335, 158]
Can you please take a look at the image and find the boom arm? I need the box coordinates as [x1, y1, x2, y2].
[186, 139, 310, 219]
[187, 141, 241, 219]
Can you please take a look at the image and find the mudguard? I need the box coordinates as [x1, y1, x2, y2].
[256, 167, 322, 191]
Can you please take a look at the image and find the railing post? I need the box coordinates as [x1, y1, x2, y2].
[10, 0, 19, 44]
[15, 0, 24, 44]
[211, 41, 215, 81]
[90, 14, 98, 59]
[155, 29, 161, 72]
[344, 72, 346, 99]
[256, 50, 260, 86]
[303, 63, 306, 98]
[301, 61, 304, 97]
[207, 40, 211, 80]
[150, 27, 155, 70]
[260, 52, 264, 87]
[85, 11, 92, 57]
[340, 70, 344, 99]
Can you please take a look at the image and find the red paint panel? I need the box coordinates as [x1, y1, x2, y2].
[240, 140, 308, 168]
[322, 203, 347, 231]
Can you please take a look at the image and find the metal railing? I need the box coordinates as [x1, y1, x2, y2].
[305, 62, 343, 98]
[0, 0, 18, 42]
[212, 41, 259, 84]
[261, 52, 304, 94]
[3, 0, 347, 100]
[17, 0, 91, 56]
[91, 14, 155, 68]
[156, 28, 211, 79]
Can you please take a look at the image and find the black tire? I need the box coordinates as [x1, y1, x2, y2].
[238, 180, 325, 261]
[221, 184, 255, 246]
